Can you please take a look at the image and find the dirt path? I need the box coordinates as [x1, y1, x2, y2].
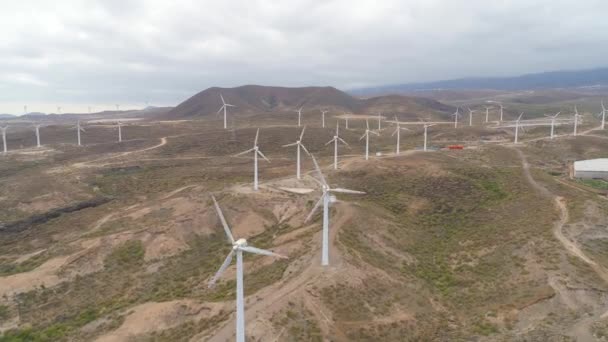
[72, 137, 167, 168]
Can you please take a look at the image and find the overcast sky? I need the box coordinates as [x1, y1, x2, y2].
[1, 0, 607, 114]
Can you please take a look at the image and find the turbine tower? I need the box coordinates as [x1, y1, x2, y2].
[208, 195, 287, 342]
[24, 105, 27, 114]
[573, 106, 580, 136]
[359, 119, 379, 160]
[422, 123, 435, 152]
[234, 128, 269, 191]
[35, 124, 42, 147]
[484, 106, 491, 123]
[217, 94, 236, 129]
[391, 116, 409, 155]
[117, 121, 123, 142]
[282, 126, 311, 180]
[1, 126, 7, 154]
[601, 100, 606, 130]
[320, 109, 328, 128]
[325, 122, 349, 169]
[305, 155, 364, 266]
[514, 112, 524, 144]
[74, 120, 85, 146]
[467, 107, 476, 126]
[344, 115, 349, 130]
[294, 107, 303, 127]
[499, 104, 504, 121]
[57, 106, 62, 114]
[544, 112, 560, 140]
[377, 112, 383, 130]
[115, 104, 120, 111]
[452, 107, 461, 128]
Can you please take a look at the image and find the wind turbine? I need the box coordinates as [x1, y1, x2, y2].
[573, 106, 580, 136]
[208, 195, 287, 342]
[359, 119, 379, 160]
[57, 106, 62, 114]
[294, 107, 303, 127]
[234, 129, 269, 191]
[305, 155, 364, 266]
[217, 94, 236, 129]
[24, 105, 27, 114]
[325, 121, 349, 170]
[499, 104, 505, 122]
[422, 123, 435, 152]
[282, 126, 310, 180]
[344, 115, 349, 130]
[467, 107, 476, 126]
[88, 106, 92, 114]
[115, 104, 120, 111]
[391, 116, 409, 155]
[484, 106, 491, 123]
[34, 124, 42, 147]
[544, 112, 560, 139]
[601, 100, 606, 130]
[452, 107, 461, 128]
[117, 121, 123, 142]
[74, 120, 85, 146]
[514, 112, 524, 144]
[1, 126, 7, 154]
[377, 112, 383, 130]
[320, 109, 328, 128]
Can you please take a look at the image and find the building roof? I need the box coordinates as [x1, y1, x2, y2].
[574, 158, 608, 172]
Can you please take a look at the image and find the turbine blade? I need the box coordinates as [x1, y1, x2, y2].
[359, 133, 366, 141]
[208, 250, 234, 288]
[226, 104, 236, 107]
[310, 154, 328, 186]
[217, 106, 224, 114]
[305, 194, 324, 222]
[325, 138, 335, 146]
[257, 149, 270, 162]
[300, 143, 311, 156]
[282, 142, 298, 147]
[220, 94, 226, 105]
[338, 137, 349, 146]
[254, 128, 259, 147]
[371, 130, 380, 136]
[331, 188, 365, 194]
[299, 126, 306, 141]
[211, 195, 235, 243]
[234, 148, 255, 157]
[366, 119, 369, 130]
[240, 246, 287, 259]
[391, 128, 398, 136]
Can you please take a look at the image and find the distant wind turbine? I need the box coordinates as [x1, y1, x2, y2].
[217, 94, 236, 129]
[326, 121, 348, 170]
[344, 115, 349, 130]
[467, 107, 476, 126]
[234, 129, 269, 191]
[88, 106, 92, 114]
[115, 104, 120, 111]
[208, 195, 287, 342]
[359, 119, 379, 160]
[320, 109, 328, 128]
[117, 121, 123, 142]
[305, 155, 364, 266]
[573, 106, 580, 136]
[57, 106, 62, 114]
[35, 124, 42, 147]
[601, 100, 606, 130]
[24, 105, 27, 114]
[74, 120, 85, 146]
[544, 112, 560, 140]
[422, 123, 435, 151]
[499, 104, 504, 121]
[1, 126, 7, 154]
[294, 107, 303, 127]
[391, 116, 409, 155]
[452, 107, 461, 128]
[514, 112, 524, 144]
[377, 112, 383, 130]
[282, 126, 311, 180]
[485, 106, 491, 123]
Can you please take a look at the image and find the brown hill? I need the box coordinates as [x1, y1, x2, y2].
[166, 85, 453, 120]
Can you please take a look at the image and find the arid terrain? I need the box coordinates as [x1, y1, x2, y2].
[1, 87, 608, 341]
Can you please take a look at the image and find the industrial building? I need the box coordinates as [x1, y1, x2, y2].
[573, 158, 608, 179]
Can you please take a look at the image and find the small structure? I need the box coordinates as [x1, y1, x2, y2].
[573, 159, 608, 179]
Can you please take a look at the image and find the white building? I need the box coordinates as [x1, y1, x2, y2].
[573, 158, 608, 179]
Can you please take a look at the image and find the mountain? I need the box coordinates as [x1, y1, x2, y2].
[0, 114, 15, 119]
[351, 67, 608, 96]
[166, 85, 453, 119]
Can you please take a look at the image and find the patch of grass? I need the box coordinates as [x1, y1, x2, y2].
[0, 253, 49, 276]
[104, 240, 145, 269]
[578, 178, 608, 190]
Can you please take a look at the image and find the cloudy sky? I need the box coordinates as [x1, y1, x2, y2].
[1, 0, 607, 114]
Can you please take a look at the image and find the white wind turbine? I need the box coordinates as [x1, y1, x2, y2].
[601, 100, 606, 130]
[320, 109, 328, 128]
[573, 105, 581, 136]
[544, 112, 560, 139]
[391, 116, 409, 155]
[452, 107, 461, 128]
[115, 104, 120, 111]
[57, 106, 62, 114]
[325, 121, 349, 170]
[359, 119, 379, 160]
[1, 126, 7, 154]
[24, 105, 27, 114]
[344, 115, 349, 130]
[208, 195, 287, 342]
[234, 129, 269, 191]
[294, 107, 304, 127]
[217, 94, 236, 129]
[34, 124, 42, 148]
[514, 112, 524, 144]
[74, 120, 86, 146]
[377, 112, 383, 130]
[282, 126, 311, 180]
[422, 123, 435, 152]
[305, 155, 364, 266]
[117, 121, 123, 142]
[484, 106, 491, 123]
[499, 104, 505, 121]
[467, 107, 476, 126]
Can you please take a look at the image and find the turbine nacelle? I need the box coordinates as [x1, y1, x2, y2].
[233, 238, 248, 249]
